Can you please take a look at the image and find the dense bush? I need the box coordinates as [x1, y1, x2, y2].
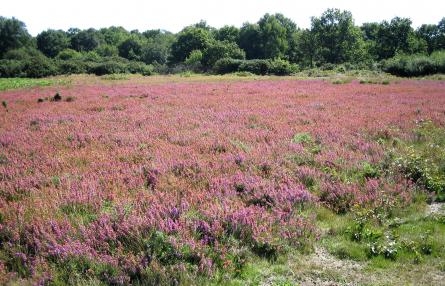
[383, 50, 445, 76]
[0, 48, 58, 78]
[213, 58, 297, 75]
[126, 61, 154, 75]
[21, 56, 58, 78]
[55, 49, 82, 60]
[2, 13, 445, 78]
[0, 59, 24, 77]
[89, 59, 153, 76]
[269, 58, 299, 75]
[90, 60, 129, 76]
[56, 60, 90, 75]
[393, 121, 445, 201]
[213, 58, 242, 74]
[238, 59, 271, 75]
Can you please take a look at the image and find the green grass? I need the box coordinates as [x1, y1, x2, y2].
[0, 77, 71, 91]
[392, 121, 445, 201]
[100, 73, 130, 80]
[59, 202, 97, 226]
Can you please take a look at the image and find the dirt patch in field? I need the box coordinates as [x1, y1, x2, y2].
[427, 202, 445, 215]
[296, 247, 365, 286]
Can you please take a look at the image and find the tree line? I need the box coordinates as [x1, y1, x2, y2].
[1, 8, 444, 77]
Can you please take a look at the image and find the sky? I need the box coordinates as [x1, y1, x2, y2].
[2, 0, 445, 36]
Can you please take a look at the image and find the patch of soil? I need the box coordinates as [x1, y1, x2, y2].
[427, 202, 445, 215]
[297, 247, 364, 286]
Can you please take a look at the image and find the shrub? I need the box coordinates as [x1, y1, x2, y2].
[393, 122, 445, 201]
[55, 49, 82, 61]
[238, 59, 271, 75]
[126, 61, 153, 76]
[56, 60, 88, 74]
[383, 51, 445, 77]
[0, 47, 58, 78]
[0, 59, 25, 77]
[22, 56, 58, 78]
[90, 61, 128, 76]
[291, 132, 313, 144]
[214, 59, 297, 76]
[269, 59, 299, 75]
[213, 58, 242, 74]
[52, 92, 62, 101]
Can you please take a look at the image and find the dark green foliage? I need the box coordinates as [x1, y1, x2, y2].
[213, 58, 243, 74]
[383, 50, 445, 77]
[213, 58, 297, 75]
[252, 241, 278, 260]
[141, 32, 175, 65]
[310, 9, 367, 64]
[56, 59, 89, 74]
[95, 44, 118, 57]
[70, 28, 102, 52]
[145, 231, 181, 265]
[239, 59, 271, 75]
[99, 26, 130, 46]
[238, 23, 262, 59]
[170, 26, 212, 64]
[89, 58, 153, 76]
[0, 59, 24, 77]
[22, 55, 58, 78]
[214, 25, 240, 43]
[201, 40, 245, 69]
[259, 13, 298, 60]
[91, 60, 128, 75]
[294, 29, 317, 67]
[36, 29, 70, 58]
[269, 58, 299, 74]
[1, 13, 444, 78]
[126, 61, 153, 76]
[55, 48, 82, 60]
[118, 38, 142, 61]
[0, 16, 32, 57]
[368, 17, 428, 60]
[0, 47, 58, 78]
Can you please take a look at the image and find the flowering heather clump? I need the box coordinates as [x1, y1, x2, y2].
[0, 78, 444, 283]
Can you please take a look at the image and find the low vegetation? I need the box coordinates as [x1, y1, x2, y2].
[0, 75, 444, 284]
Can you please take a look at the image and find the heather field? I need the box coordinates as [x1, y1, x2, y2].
[1, 75, 445, 285]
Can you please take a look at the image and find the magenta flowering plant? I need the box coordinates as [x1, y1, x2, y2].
[0, 78, 444, 283]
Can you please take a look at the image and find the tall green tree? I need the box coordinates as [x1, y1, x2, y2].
[36, 29, 70, 58]
[141, 31, 175, 65]
[294, 29, 317, 67]
[438, 18, 445, 50]
[258, 14, 289, 59]
[417, 18, 445, 53]
[374, 17, 415, 59]
[0, 16, 32, 57]
[118, 37, 142, 61]
[70, 28, 102, 52]
[238, 23, 262, 59]
[201, 40, 245, 69]
[169, 26, 212, 64]
[417, 24, 440, 54]
[311, 9, 366, 64]
[214, 26, 240, 43]
[99, 26, 130, 46]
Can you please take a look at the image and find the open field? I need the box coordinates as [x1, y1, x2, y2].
[0, 75, 444, 285]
